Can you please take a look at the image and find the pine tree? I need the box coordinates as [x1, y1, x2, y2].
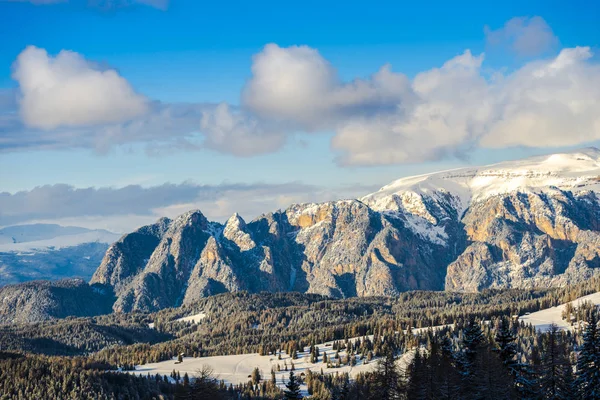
[495, 317, 518, 373]
[459, 319, 486, 397]
[251, 367, 261, 385]
[576, 311, 600, 399]
[513, 362, 539, 400]
[463, 319, 485, 360]
[540, 324, 572, 400]
[284, 371, 302, 399]
[372, 347, 402, 400]
[437, 336, 461, 399]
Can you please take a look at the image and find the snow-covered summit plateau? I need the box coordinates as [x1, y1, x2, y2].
[362, 147, 600, 215]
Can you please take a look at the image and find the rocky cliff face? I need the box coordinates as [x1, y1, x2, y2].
[445, 190, 600, 291]
[91, 148, 600, 312]
[92, 199, 462, 313]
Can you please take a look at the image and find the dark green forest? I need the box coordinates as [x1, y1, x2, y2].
[1, 275, 600, 399]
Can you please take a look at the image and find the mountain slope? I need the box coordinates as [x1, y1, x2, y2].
[0, 224, 120, 287]
[0, 224, 119, 251]
[92, 201, 462, 313]
[91, 148, 600, 313]
[0, 279, 114, 324]
[362, 147, 600, 291]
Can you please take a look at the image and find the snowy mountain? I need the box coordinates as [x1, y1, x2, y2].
[0, 224, 119, 252]
[89, 148, 600, 313]
[362, 147, 600, 216]
[0, 224, 120, 286]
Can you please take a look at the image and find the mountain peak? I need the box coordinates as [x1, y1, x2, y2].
[169, 209, 208, 230]
[226, 212, 246, 228]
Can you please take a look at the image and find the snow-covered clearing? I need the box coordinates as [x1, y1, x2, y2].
[176, 312, 207, 324]
[130, 331, 428, 393]
[132, 337, 379, 393]
[519, 291, 600, 332]
[148, 312, 207, 329]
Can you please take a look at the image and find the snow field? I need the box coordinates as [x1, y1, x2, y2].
[518, 291, 600, 332]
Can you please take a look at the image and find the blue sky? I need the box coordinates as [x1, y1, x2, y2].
[0, 0, 599, 231]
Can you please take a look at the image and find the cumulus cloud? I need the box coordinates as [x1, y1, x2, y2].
[481, 47, 600, 148]
[332, 47, 600, 165]
[12, 46, 148, 129]
[332, 50, 490, 164]
[0, 181, 377, 232]
[243, 43, 412, 128]
[484, 16, 559, 57]
[3, 17, 600, 165]
[4, 46, 285, 156]
[237, 41, 600, 165]
[200, 103, 286, 156]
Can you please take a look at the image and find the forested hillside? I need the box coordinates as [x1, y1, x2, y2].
[1, 276, 600, 399]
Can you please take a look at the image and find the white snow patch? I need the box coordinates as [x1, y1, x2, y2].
[518, 291, 600, 333]
[128, 323, 451, 392]
[176, 312, 207, 324]
[401, 213, 448, 246]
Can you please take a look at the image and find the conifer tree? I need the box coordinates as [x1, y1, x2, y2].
[576, 311, 600, 399]
[495, 317, 518, 372]
[513, 362, 539, 400]
[372, 347, 402, 400]
[284, 371, 302, 399]
[540, 324, 572, 400]
[251, 367, 261, 385]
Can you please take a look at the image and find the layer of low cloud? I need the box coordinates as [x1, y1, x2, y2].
[0, 99, 286, 156]
[484, 16, 559, 57]
[0, 181, 378, 232]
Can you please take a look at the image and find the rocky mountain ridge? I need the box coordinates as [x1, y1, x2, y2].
[89, 148, 600, 313]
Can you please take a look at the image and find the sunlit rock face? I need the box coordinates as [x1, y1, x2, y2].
[92, 148, 600, 312]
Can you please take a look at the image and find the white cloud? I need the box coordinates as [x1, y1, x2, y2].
[332, 47, 600, 165]
[12, 46, 148, 129]
[242, 45, 499, 165]
[238, 42, 600, 166]
[243, 43, 412, 128]
[200, 103, 286, 156]
[332, 50, 490, 164]
[3, 18, 600, 166]
[481, 47, 600, 148]
[484, 16, 558, 57]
